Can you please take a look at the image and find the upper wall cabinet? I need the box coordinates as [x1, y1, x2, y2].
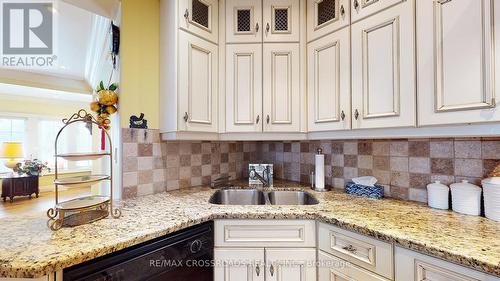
[160, 0, 219, 137]
[351, 0, 416, 129]
[351, 0, 403, 23]
[263, 43, 301, 132]
[263, 0, 300, 42]
[307, 27, 351, 132]
[226, 0, 263, 43]
[179, 0, 219, 43]
[225, 44, 263, 132]
[307, 0, 350, 42]
[417, 0, 500, 126]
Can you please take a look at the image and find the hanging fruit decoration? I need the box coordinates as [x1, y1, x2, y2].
[90, 81, 119, 151]
[90, 81, 119, 130]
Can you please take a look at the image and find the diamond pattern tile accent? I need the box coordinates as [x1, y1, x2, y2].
[274, 8, 289, 31]
[317, 0, 336, 26]
[192, 0, 209, 28]
[237, 9, 251, 32]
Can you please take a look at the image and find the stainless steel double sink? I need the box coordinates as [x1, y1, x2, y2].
[209, 189, 319, 205]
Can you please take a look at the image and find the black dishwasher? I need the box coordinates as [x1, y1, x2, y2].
[63, 222, 213, 281]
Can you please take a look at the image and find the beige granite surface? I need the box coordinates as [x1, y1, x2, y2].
[0, 181, 499, 278]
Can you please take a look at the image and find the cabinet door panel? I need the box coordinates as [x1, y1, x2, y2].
[179, 0, 218, 43]
[226, 0, 262, 43]
[318, 251, 390, 281]
[265, 248, 316, 281]
[214, 248, 265, 281]
[417, 0, 499, 126]
[178, 31, 218, 132]
[395, 246, 500, 281]
[226, 44, 263, 132]
[351, 0, 403, 23]
[263, 43, 300, 132]
[351, 1, 415, 129]
[308, 28, 350, 132]
[263, 0, 300, 42]
[307, 0, 350, 42]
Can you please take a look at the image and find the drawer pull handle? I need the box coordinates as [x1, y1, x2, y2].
[183, 112, 189, 122]
[340, 5, 345, 16]
[342, 244, 357, 253]
[256, 264, 260, 276]
[184, 9, 189, 20]
[266, 23, 270, 34]
[266, 115, 270, 124]
[256, 22, 259, 32]
[437, 0, 452, 4]
[256, 115, 260, 124]
[270, 264, 275, 276]
[340, 110, 346, 121]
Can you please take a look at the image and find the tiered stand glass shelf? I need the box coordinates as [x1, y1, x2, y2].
[47, 110, 121, 230]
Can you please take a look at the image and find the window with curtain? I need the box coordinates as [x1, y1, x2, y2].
[0, 115, 93, 174]
[0, 117, 26, 173]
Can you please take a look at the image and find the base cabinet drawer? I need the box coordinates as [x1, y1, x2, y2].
[395, 246, 500, 281]
[318, 251, 390, 281]
[215, 220, 316, 247]
[318, 223, 393, 279]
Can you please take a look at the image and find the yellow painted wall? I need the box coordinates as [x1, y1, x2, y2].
[120, 0, 160, 129]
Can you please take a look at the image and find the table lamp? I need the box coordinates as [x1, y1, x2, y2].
[0, 142, 24, 170]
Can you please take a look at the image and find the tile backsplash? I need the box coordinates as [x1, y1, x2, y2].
[121, 128, 500, 203]
[259, 138, 500, 202]
[121, 128, 258, 199]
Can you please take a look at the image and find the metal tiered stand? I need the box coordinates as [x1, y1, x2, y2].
[47, 109, 121, 230]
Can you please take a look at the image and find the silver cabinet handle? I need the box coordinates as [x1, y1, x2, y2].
[184, 9, 189, 20]
[437, 0, 452, 4]
[341, 110, 346, 121]
[340, 5, 345, 16]
[354, 0, 359, 9]
[270, 264, 274, 276]
[266, 115, 270, 124]
[342, 244, 357, 253]
[256, 115, 260, 124]
[256, 264, 260, 276]
[183, 112, 189, 122]
[256, 22, 259, 32]
[354, 109, 359, 120]
[266, 22, 270, 33]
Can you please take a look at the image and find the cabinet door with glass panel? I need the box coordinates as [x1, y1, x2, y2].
[307, 0, 350, 42]
[262, 0, 300, 42]
[179, 0, 219, 43]
[226, 0, 263, 43]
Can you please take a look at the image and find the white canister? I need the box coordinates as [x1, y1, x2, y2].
[450, 180, 482, 216]
[426, 181, 449, 210]
[481, 177, 500, 222]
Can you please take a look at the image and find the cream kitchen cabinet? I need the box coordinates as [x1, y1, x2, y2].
[214, 220, 316, 281]
[160, 0, 219, 137]
[417, 0, 500, 126]
[263, 0, 300, 42]
[307, 0, 350, 42]
[226, 0, 300, 43]
[179, 0, 219, 43]
[225, 43, 301, 133]
[214, 248, 265, 281]
[307, 27, 350, 132]
[263, 43, 301, 132]
[395, 246, 500, 281]
[351, 0, 416, 129]
[351, 0, 404, 23]
[225, 44, 263, 132]
[226, 0, 262, 43]
[215, 248, 316, 281]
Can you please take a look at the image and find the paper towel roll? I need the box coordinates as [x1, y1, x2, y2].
[315, 153, 325, 191]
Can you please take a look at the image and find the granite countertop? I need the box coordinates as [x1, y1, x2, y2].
[0, 180, 499, 278]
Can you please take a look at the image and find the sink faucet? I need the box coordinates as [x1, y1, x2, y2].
[249, 166, 272, 187]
